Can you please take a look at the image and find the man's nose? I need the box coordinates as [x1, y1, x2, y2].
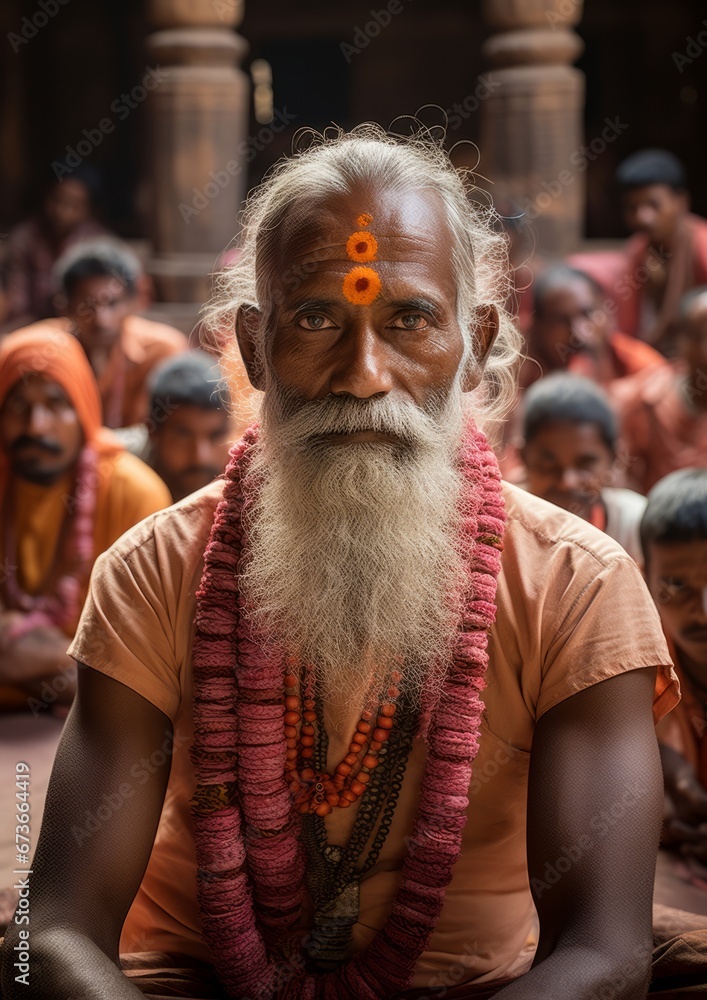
[570, 315, 593, 344]
[26, 403, 52, 435]
[636, 207, 656, 230]
[328, 324, 395, 399]
[559, 467, 583, 492]
[95, 306, 111, 325]
[194, 437, 213, 467]
[701, 587, 707, 617]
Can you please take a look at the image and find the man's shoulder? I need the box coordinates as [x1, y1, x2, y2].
[612, 361, 676, 413]
[501, 481, 633, 572]
[122, 314, 189, 359]
[6, 218, 40, 252]
[103, 448, 171, 500]
[602, 486, 647, 518]
[100, 477, 225, 567]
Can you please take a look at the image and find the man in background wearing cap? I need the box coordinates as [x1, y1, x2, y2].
[117, 351, 233, 502]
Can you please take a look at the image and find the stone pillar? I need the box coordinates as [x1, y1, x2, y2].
[146, 0, 249, 306]
[480, 0, 585, 257]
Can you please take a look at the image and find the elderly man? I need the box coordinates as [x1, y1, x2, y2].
[0, 129, 687, 998]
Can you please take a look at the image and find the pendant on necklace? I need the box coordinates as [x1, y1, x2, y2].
[304, 868, 360, 971]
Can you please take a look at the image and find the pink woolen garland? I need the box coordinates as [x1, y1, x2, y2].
[191, 423, 505, 999]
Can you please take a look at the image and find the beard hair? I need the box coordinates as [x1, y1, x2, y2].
[239, 381, 471, 709]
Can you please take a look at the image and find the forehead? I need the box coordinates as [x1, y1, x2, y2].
[163, 405, 229, 430]
[527, 420, 610, 455]
[264, 186, 458, 302]
[4, 373, 70, 404]
[49, 179, 89, 206]
[623, 184, 678, 206]
[683, 295, 707, 331]
[541, 279, 597, 312]
[70, 274, 129, 300]
[649, 539, 707, 579]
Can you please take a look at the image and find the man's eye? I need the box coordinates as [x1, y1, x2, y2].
[659, 578, 687, 602]
[297, 314, 335, 331]
[392, 313, 429, 331]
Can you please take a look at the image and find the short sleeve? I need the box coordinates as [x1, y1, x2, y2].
[537, 555, 677, 724]
[68, 532, 182, 722]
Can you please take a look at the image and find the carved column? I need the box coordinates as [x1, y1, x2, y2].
[481, 0, 585, 257]
[146, 0, 249, 305]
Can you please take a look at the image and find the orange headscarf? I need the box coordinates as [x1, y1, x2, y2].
[0, 325, 121, 494]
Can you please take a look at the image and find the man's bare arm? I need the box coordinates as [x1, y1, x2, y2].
[0, 665, 173, 998]
[491, 667, 663, 999]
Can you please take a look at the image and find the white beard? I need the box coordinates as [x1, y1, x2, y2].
[239, 383, 470, 709]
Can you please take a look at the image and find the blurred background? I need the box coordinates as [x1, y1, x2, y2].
[0, 0, 706, 329]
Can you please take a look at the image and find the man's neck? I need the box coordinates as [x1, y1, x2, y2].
[647, 215, 688, 257]
[675, 647, 707, 701]
[681, 372, 707, 415]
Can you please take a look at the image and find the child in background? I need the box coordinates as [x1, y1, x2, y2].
[517, 373, 646, 564]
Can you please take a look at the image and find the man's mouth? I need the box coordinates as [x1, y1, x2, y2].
[684, 627, 707, 644]
[319, 430, 403, 445]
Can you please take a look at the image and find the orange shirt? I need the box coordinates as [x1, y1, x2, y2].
[606, 331, 665, 380]
[614, 362, 707, 495]
[656, 642, 707, 789]
[98, 315, 188, 428]
[69, 481, 677, 990]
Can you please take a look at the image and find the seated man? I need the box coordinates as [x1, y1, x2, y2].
[614, 286, 707, 494]
[515, 373, 646, 565]
[519, 265, 664, 391]
[50, 239, 189, 428]
[1, 168, 107, 331]
[116, 352, 232, 502]
[573, 150, 707, 354]
[0, 326, 172, 933]
[0, 327, 171, 710]
[642, 469, 707, 922]
[0, 127, 688, 999]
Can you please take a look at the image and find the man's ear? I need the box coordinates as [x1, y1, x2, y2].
[461, 304, 500, 392]
[235, 304, 265, 391]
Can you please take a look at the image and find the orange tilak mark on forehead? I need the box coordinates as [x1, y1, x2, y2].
[342, 266, 382, 305]
[346, 231, 378, 263]
[356, 212, 373, 228]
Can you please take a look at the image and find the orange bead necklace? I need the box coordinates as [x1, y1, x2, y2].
[283, 664, 401, 816]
